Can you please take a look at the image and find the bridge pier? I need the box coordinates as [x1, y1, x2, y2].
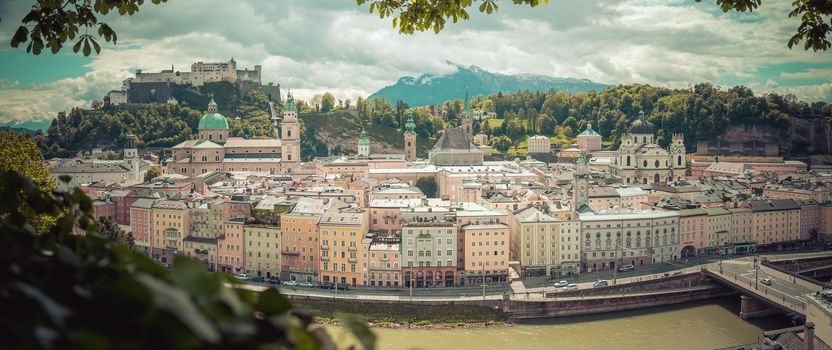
[739, 295, 780, 320]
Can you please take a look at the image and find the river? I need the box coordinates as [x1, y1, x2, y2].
[366, 297, 794, 350]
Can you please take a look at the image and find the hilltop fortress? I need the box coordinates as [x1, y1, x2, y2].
[106, 58, 281, 106]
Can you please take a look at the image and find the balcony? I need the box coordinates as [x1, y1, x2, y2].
[321, 244, 329, 250]
[321, 256, 330, 261]
[348, 246, 357, 252]
[281, 250, 300, 256]
[349, 257, 357, 263]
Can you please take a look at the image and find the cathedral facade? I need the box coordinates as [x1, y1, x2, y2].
[168, 95, 300, 177]
[609, 111, 686, 185]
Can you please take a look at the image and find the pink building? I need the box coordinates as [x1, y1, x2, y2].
[129, 198, 156, 256]
[110, 190, 139, 225]
[368, 198, 421, 235]
[798, 200, 821, 242]
[218, 218, 246, 273]
[93, 200, 116, 220]
[678, 208, 708, 257]
[367, 239, 402, 287]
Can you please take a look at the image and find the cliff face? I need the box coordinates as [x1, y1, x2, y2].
[719, 118, 832, 155]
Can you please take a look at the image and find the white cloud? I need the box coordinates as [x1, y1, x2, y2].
[0, 0, 830, 125]
[780, 68, 832, 80]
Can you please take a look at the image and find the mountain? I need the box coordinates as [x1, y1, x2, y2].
[1, 120, 52, 132]
[369, 64, 610, 106]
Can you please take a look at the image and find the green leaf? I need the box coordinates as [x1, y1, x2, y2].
[255, 288, 292, 316]
[135, 273, 220, 344]
[11, 26, 29, 47]
[343, 318, 376, 350]
[82, 38, 91, 56]
[171, 255, 218, 297]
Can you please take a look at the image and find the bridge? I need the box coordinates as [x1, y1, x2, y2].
[701, 253, 830, 320]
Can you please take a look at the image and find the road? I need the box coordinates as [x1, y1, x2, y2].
[238, 250, 832, 301]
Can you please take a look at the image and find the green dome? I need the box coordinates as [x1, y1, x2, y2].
[198, 98, 229, 130]
[284, 91, 298, 113]
[630, 110, 654, 134]
[198, 112, 229, 130]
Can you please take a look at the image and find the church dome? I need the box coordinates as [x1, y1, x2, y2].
[629, 110, 654, 134]
[198, 98, 229, 130]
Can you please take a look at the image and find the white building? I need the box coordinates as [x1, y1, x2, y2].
[608, 111, 686, 185]
[527, 135, 551, 154]
[578, 207, 679, 272]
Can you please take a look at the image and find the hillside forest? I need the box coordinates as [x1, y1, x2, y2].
[29, 82, 832, 160]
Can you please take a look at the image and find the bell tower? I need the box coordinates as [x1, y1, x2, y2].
[281, 91, 301, 171]
[404, 112, 417, 161]
[573, 153, 589, 210]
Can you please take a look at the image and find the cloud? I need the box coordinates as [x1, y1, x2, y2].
[780, 68, 832, 80]
[0, 0, 830, 126]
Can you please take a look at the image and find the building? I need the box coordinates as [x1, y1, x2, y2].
[130, 198, 158, 256]
[244, 223, 281, 278]
[749, 199, 801, 246]
[319, 209, 368, 286]
[608, 111, 686, 185]
[578, 207, 680, 272]
[280, 199, 330, 283]
[151, 200, 191, 266]
[400, 217, 458, 288]
[577, 123, 603, 152]
[558, 220, 582, 276]
[462, 223, 511, 285]
[169, 96, 300, 177]
[218, 218, 245, 273]
[678, 208, 707, 257]
[367, 238, 402, 287]
[798, 199, 821, 242]
[129, 58, 261, 87]
[527, 135, 550, 154]
[183, 236, 218, 272]
[404, 113, 417, 161]
[368, 198, 421, 234]
[703, 207, 732, 253]
[511, 206, 561, 277]
[728, 207, 756, 254]
[429, 127, 484, 166]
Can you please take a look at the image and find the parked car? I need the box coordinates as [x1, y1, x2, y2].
[554, 280, 569, 288]
[617, 264, 634, 272]
[760, 277, 773, 286]
[283, 280, 298, 286]
[564, 283, 579, 291]
[234, 273, 249, 281]
[249, 276, 265, 283]
[266, 277, 281, 284]
[336, 283, 350, 291]
[299, 281, 315, 288]
[593, 280, 609, 288]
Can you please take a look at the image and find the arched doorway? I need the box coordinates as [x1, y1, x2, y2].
[654, 174, 660, 183]
[681, 245, 696, 258]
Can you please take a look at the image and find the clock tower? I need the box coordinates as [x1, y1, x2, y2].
[573, 152, 589, 210]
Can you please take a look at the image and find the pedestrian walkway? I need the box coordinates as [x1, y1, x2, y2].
[511, 281, 527, 295]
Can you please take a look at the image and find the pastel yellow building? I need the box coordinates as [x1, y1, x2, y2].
[244, 224, 281, 278]
[319, 209, 368, 286]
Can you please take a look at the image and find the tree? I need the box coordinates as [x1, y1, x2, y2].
[0, 130, 56, 234]
[490, 135, 512, 153]
[144, 167, 161, 183]
[97, 215, 125, 242]
[0, 170, 376, 350]
[415, 177, 438, 198]
[321, 92, 336, 112]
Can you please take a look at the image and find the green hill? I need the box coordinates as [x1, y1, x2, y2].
[300, 110, 431, 158]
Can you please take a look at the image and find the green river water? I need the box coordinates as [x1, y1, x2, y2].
[358, 297, 794, 350]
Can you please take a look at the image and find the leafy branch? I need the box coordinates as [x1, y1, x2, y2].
[10, 0, 166, 56]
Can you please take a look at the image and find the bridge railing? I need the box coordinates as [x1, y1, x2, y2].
[703, 267, 806, 316]
[762, 260, 832, 290]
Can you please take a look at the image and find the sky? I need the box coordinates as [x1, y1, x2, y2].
[0, 0, 830, 128]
